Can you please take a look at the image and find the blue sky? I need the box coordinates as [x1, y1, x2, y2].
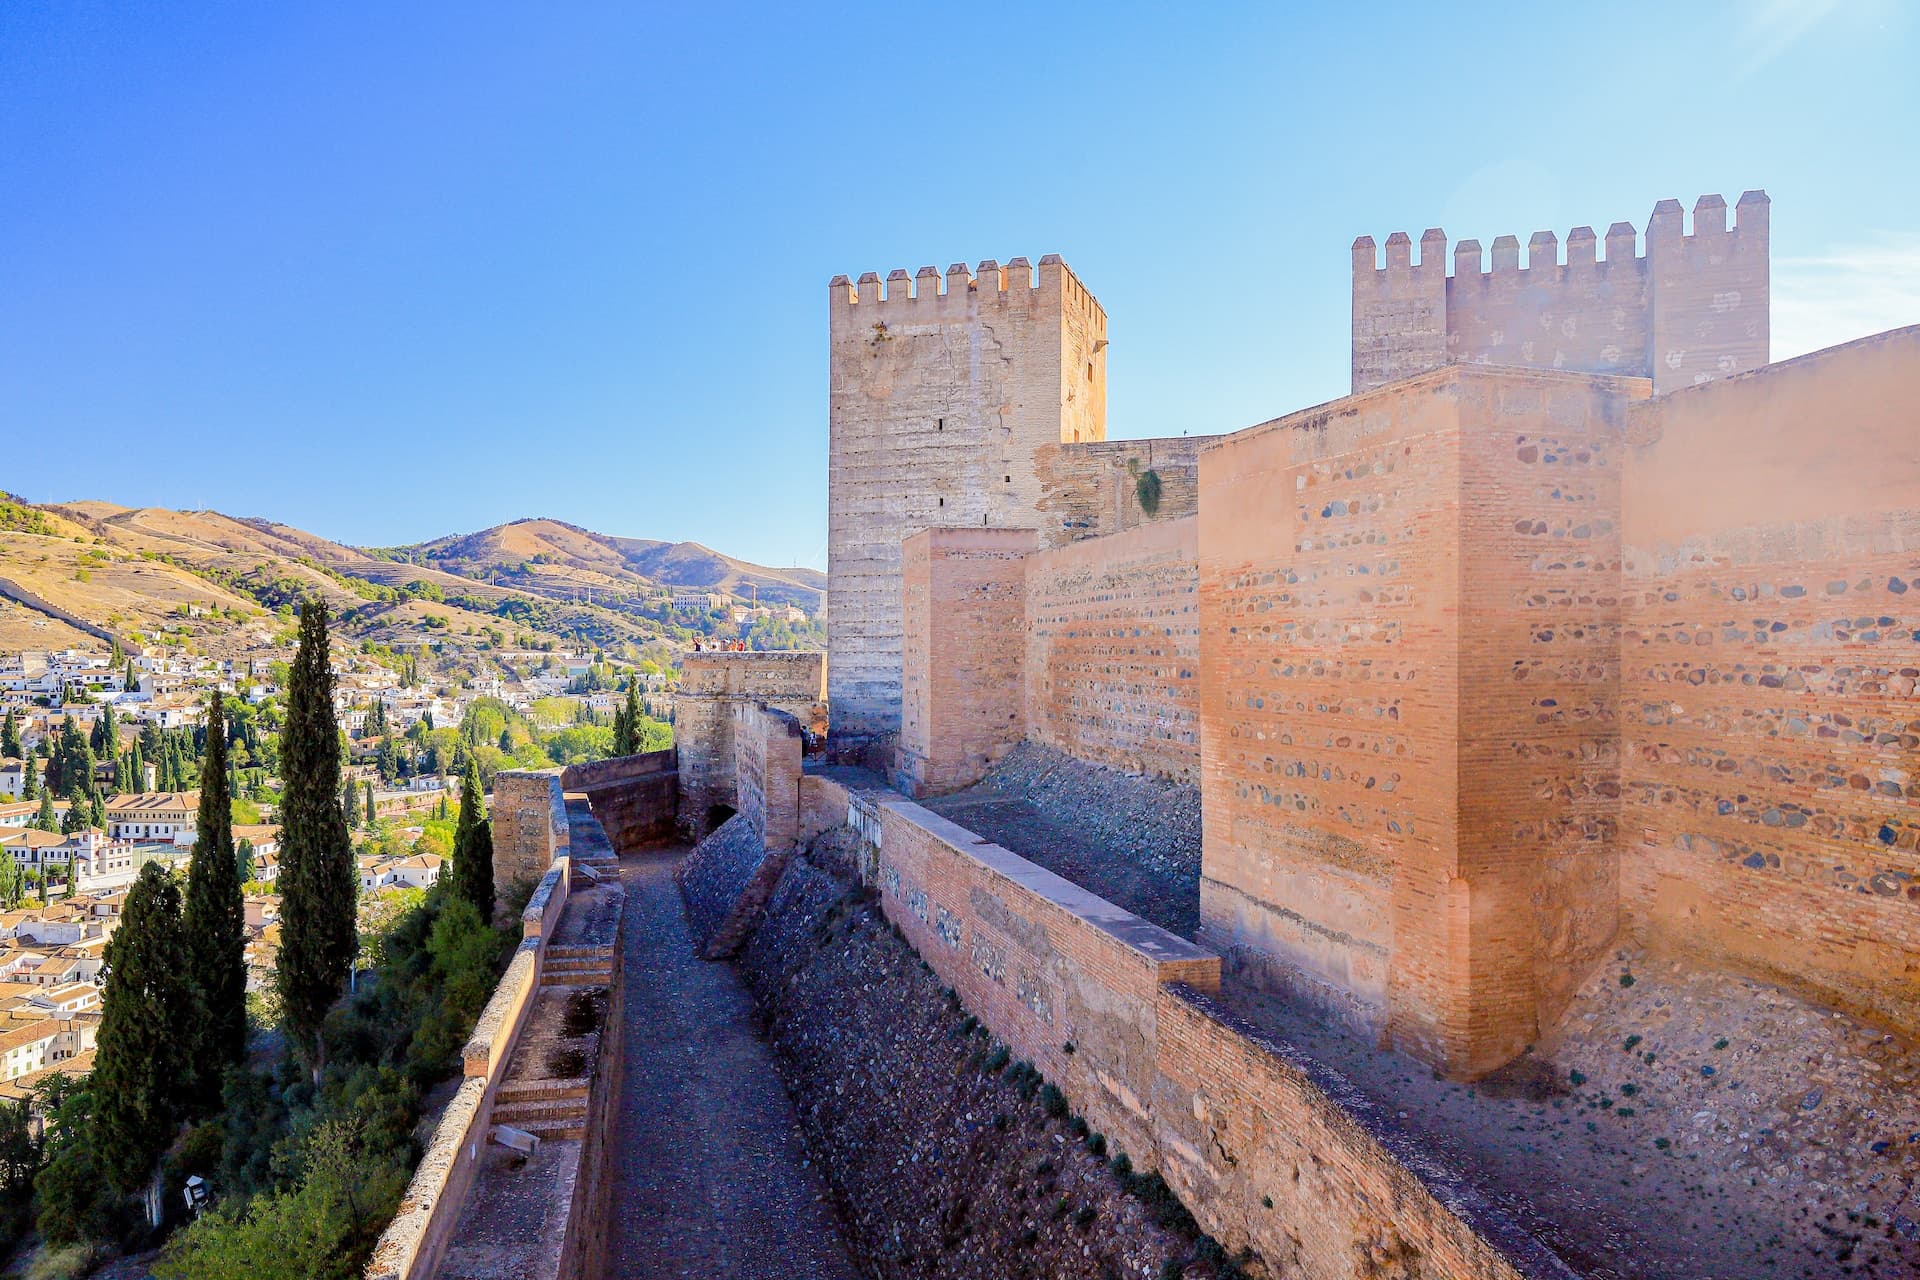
[2, 1, 1915, 569]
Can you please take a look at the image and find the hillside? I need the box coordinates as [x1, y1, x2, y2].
[381, 517, 825, 612]
[0, 496, 823, 664]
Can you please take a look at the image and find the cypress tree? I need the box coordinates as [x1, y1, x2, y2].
[33, 790, 56, 833]
[451, 758, 494, 921]
[182, 692, 246, 1105]
[92, 862, 191, 1198]
[364, 779, 376, 829]
[343, 776, 360, 829]
[0, 707, 19, 759]
[274, 602, 357, 1080]
[21, 759, 36, 802]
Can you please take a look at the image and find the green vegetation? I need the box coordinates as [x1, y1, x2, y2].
[184, 693, 248, 1100]
[0, 496, 59, 536]
[276, 603, 358, 1080]
[450, 759, 495, 922]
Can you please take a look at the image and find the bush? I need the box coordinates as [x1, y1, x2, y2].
[1039, 1084, 1068, 1119]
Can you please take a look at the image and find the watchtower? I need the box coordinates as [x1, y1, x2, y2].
[826, 255, 1107, 748]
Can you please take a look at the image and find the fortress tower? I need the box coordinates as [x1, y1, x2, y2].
[1352, 191, 1769, 395]
[827, 256, 1107, 747]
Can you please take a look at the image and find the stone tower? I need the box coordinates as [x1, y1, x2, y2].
[1352, 191, 1769, 395]
[826, 256, 1107, 748]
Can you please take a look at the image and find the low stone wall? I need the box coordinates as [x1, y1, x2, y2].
[806, 774, 1578, 1279]
[364, 850, 574, 1280]
[563, 750, 677, 849]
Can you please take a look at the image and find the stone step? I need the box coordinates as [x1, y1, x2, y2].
[540, 971, 611, 988]
[498, 1117, 586, 1142]
[496, 1078, 590, 1103]
[493, 1097, 589, 1125]
[546, 944, 613, 959]
[544, 952, 613, 967]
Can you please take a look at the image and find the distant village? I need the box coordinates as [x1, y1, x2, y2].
[0, 637, 676, 1100]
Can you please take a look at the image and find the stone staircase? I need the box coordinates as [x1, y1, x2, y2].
[490, 1076, 593, 1142]
[541, 943, 614, 989]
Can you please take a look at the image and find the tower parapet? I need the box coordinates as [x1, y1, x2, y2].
[1351, 191, 1769, 395]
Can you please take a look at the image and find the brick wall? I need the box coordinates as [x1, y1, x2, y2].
[672, 651, 824, 839]
[491, 770, 569, 906]
[1023, 516, 1201, 782]
[895, 527, 1036, 797]
[1032, 436, 1219, 546]
[1620, 326, 1920, 1038]
[732, 703, 803, 851]
[810, 775, 1571, 1279]
[1198, 365, 1649, 1076]
[1353, 192, 1768, 396]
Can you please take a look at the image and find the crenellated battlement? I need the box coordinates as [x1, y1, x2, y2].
[1353, 191, 1769, 394]
[829, 253, 1105, 321]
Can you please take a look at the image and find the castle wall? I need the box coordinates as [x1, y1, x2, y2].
[1353, 192, 1768, 396]
[732, 703, 803, 852]
[816, 779, 1573, 1279]
[672, 651, 824, 838]
[492, 770, 570, 906]
[828, 258, 1107, 745]
[1620, 326, 1920, 1039]
[894, 526, 1036, 797]
[1197, 365, 1648, 1076]
[1032, 435, 1220, 544]
[1023, 516, 1201, 783]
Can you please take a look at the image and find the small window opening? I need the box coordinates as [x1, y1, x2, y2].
[938, 497, 944, 507]
[1086, 362, 1094, 380]
[1004, 475, 1011, 483]
[937, 417, 944, 430]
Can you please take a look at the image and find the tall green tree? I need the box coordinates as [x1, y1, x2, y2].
[21, 756, 37, 802]
[0, 707, 20, 759]
[183, 692, 247, 1105]
[92, 862, 192, 1198]
[275, 602, 357, 1080]
[612, 678, 644, 756]
[450, 758, 494, 922]
[343, 776, 360, 829]
[33, 789, 57, 834]
[363, 780, 376, 830]
[0, 848, 22, 909]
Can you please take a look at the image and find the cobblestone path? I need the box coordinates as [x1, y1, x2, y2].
[604, 848, 858, 1280]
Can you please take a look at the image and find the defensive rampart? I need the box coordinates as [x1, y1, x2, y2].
[562, 749, 676, 849]
[793, 773, 1574, 1279]
[1024, 516, 1200, 782]
[672, 651, 824, 839]
[1620, 325, 1920, 1038]
[365, 776, 574, 1280]
[1353, 192, 1768, 395]
[492, 769, 571, 905]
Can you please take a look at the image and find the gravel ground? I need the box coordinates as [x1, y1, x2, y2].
[922, 741, 1920, 1277]
[926, 742, 1201, 937]
[604, 847, 858, 1280]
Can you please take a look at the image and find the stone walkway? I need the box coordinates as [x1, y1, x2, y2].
[604, 847, 858, 1280]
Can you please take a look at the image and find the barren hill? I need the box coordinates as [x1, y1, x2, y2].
[0, 497, 823, 661]
[385, 517, 826, 612]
